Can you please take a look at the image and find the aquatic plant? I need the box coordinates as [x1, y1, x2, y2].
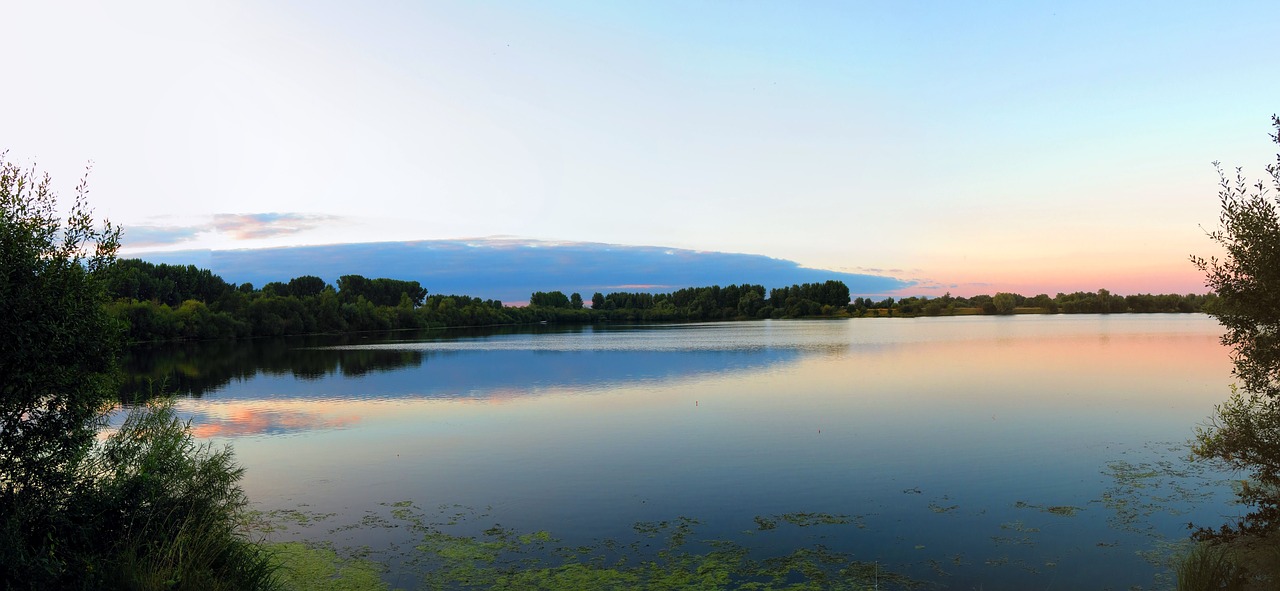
[259, 504, 924, 591]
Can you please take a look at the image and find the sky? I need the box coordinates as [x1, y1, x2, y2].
[4, 1, 1278, 297]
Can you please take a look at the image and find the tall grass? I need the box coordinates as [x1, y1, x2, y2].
[1174, 538, 1280, 591]
[1, 399, 279, 590]
[1177, 542, 1247, 591]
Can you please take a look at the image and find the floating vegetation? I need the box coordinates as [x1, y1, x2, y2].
[249, 507, 339, 534]
[247, 441, 1236, 590]
[403, 507, 923, 590]
[1095, 441, 1239, 589]
[1101, 443, 1229, 539]
[924, 558, 948, 577]
[1013, 501, 1083, 517]
[254, 504, 926, 591]
[260, 504, 925, 590]
[777, 512, 851, 527]
[270, 542, 390, 591]
[999, 520, 1040, 534]
[927, 501, 959, 514]
[984, 555, 1010, 567]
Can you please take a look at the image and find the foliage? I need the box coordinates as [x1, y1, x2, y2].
[1186, 116, 1280, 584]
[992, 292, 1016, 315]
[530, 289, 572, 308]
[88, 399, 279, 591]
[1175, 542, 1249, 591]
[103, 258, 235, 307]
[4, 399, 280, 590]
[1192, 115, 1280, 399]
[769, 280, 850, 311]
[853, 290, 1211, 317]
[336, 274, 426, 307]
[595, 284, 774, 320]
[102, 254, 1217, 344]
[0, 157, 275, 590]
[0, 155, 121, 572]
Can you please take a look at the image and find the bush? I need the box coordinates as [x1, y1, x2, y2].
[91, 399, 278, 591]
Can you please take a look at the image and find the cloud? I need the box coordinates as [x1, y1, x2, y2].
[848, 266, 905, 275]
[891, 279, 995, 297]
[213, 212, 338, 240]
[120, 224, 205, 247]
[119, 212, 343, 249]
[607, 284, 677, 290]
[134, 237, 916, 302]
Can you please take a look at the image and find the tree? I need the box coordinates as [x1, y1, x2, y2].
[288, 275, 327, 298]
[591, 292, 605, 310]
[1192, 115, 1280, 399]
[0, 157, 275, 589]
[1190, 116, 1280, 548]
[337, 274, 427, 307]
[529, 290, 571, 308]
[570, 292, 584, 309]
[992, 292, 1016, 315]
[0, 157, 120, 509]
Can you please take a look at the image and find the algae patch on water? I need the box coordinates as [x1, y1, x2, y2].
[270, 542, 390, 591]
[1012, 500, 1082, 517]
[285, 503, 929, 590]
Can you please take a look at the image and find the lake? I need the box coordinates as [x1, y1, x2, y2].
[124, 314, 1241, 589]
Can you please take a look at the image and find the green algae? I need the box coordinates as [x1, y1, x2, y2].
[246, 441, 1233, 590]
[776, 512, 851, 527]
[927, 502, 959, 514]
[1012, 501, 1082, 517]
[270, 542, 390, 591]
[360, 505, 925, 590]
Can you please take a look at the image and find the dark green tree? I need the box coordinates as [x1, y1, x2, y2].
[288, 275, 327, 298]
[529, 290, 571, 308]
[337, 274, 426, 307]
[1, 157, 275, 589]
[0, 158, 121, 513]
[1190, 116, 1280, 548]
[992, 292, 1016, 315]
[1193, 115, 1280, 399]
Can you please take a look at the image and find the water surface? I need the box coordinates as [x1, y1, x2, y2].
[129, 315, 1240, 589]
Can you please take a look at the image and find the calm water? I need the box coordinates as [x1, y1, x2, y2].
[126, 315, 1241, 589]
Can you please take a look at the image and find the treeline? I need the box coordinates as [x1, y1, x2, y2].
[103, 260, 856, 342]
[570, 281, 851, 321]
[852, 289, 1216, 317]
[104, 260, 544, 342]
[102, 259, 1214, 343]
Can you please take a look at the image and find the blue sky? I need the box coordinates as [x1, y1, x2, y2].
[4, 1, 1277, 296]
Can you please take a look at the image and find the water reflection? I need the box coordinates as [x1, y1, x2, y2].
[121, 316, 1241, 588]
[123, 323, 849, 437]
[186, 401, 362, 438]
[120, 332, 428, 399]
[123, 328, 825, 398]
